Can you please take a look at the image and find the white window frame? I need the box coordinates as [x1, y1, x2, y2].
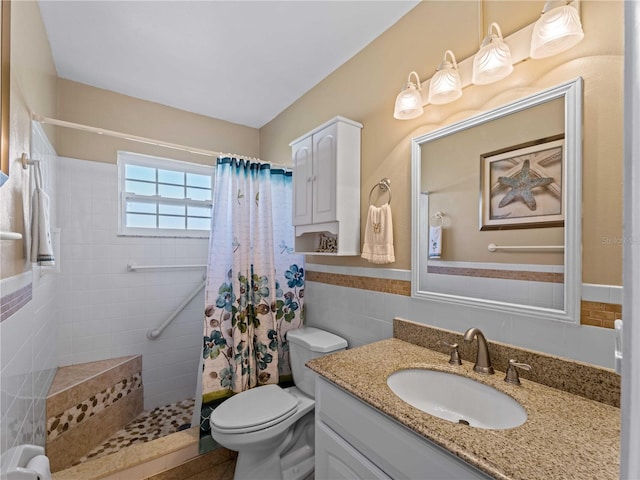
[117, 151, 214, 238]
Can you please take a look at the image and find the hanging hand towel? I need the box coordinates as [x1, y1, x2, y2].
[361, 204, 395, 264]
[30, 163, 55, 266]
[428, 225, 442, 259]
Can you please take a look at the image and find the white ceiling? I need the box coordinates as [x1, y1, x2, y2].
[38, 1, 419, 129]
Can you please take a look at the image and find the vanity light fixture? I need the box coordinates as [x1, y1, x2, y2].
[530, 0, 584, 59]
[393, 71, 424, 120]
[472, 22, 513, 85]
[428, 50, 462, 105]
[392, 0, 584, 119]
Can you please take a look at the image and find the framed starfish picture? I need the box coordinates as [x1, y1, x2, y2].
[480, 135, 564, 230]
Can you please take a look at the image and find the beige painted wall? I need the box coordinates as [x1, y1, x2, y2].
[56, 79, 260, 166]
[259, 0, 624, 286]
[0, 0, 57, 279]
[2, 6, 260, 280]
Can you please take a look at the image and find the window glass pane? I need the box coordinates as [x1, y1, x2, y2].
[126, 180, 156, 196]
[158, 169, 185, 186]
[126, 213, 156, 228]
[187, 187, 212, 201]
[120, 153, 213, 236]
[159, 203, 185, 215]
[187, 205, 212, 217]
[188, 217, 211, 230]
[159, 215, 185, 229]
[125, 164, 156, 182]
[158, 184, 185, 199]
[187, 173, 212, 188]
[126, 201, 156, 214]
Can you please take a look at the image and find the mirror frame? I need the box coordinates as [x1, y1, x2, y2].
[411, 78, 583, 323]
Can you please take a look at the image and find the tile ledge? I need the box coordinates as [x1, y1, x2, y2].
[51, 427, 199, 480]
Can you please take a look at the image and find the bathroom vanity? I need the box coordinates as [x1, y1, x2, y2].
[308, 337, 620, 480]
[316, 376, 491, 479]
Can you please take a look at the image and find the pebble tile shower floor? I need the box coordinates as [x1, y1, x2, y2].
[74, 397, 195, 465]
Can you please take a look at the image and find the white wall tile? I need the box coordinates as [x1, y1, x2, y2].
[582, 283, 611, 303]
[0, 127, 59, 455]
[53, 156, 209, 410]
[305, 266, 618, 369]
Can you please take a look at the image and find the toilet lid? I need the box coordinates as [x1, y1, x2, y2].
[210, 384, 299, 433]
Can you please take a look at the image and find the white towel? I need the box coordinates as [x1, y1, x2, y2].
[429, 225, 442, 259]
[30, 163, 55, 266]
[361, 204, 395, 264]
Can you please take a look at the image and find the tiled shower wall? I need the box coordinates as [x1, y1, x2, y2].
[0, 124, 59, 456]
[56, 156, 207, 410]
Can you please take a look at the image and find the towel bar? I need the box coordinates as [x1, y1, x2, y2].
[488, 243, 564, 252]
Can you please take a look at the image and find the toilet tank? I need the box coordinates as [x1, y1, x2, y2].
[287, 327, 347, 398]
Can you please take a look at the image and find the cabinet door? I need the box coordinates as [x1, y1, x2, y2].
[316, 421, 392, 480]
[291, 136, 313, 226]
[312, 122, 338, 224]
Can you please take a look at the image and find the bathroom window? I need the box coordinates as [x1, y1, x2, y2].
[118, 151, 214, 237]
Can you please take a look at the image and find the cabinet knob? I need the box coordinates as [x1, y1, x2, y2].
[307, 177, 312, 182]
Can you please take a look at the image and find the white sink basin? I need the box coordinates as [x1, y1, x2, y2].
[387, 369, 527, 430]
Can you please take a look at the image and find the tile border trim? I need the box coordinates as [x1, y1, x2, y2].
[307, 270, 411, 296]
[0, 271, 34, 323]
[47, 373, 142, 441]
[427, 265, 564, 283]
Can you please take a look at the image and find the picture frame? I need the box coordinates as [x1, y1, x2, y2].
[480, 135, 564, 231]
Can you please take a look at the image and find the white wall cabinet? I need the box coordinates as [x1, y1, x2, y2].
[315, 377, 493, 480]
[290, 116, 362, 255]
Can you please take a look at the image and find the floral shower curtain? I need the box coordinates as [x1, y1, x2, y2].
[201, 157, 304, 406]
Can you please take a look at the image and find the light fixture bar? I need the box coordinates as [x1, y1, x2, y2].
[414, 0, 580, 107]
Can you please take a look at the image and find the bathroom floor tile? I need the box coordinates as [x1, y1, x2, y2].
[74, 397, 194, 464]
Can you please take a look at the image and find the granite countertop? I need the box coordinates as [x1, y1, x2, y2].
[307, 338, 620, 480]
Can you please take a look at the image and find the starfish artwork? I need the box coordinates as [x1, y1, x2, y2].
[497, 159, 554, 211]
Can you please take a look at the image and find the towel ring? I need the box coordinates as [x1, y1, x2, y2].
[429, 211, 444, 227]
[368, 178, 392, 205]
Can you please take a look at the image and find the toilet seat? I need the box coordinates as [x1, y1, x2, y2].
[210, 384, 299, 434]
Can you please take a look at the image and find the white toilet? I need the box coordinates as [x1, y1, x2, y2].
[209, 327, 347, 480]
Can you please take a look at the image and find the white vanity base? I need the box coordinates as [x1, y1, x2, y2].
[315, 377, 492, 479]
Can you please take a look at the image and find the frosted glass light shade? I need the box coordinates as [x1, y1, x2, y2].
[394, 71, 423, 120]
[428, 50, 462, 105]
[472, 23, 513, 85]
[530, 4, 584, 59]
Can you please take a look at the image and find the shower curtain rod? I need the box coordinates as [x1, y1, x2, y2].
[31, 114, 291, 168]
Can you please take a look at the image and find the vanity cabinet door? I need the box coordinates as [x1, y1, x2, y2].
[316, 421, 392, 480]
[316, 377, 493, 480]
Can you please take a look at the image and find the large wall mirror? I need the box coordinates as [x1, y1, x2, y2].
[411, 78, 583, 323]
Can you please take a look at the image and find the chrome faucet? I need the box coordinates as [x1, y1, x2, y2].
[462, 327, 494, 374]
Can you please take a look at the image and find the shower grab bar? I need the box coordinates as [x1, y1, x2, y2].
[128, 263, 207, 271]
[147, 280, 206, 340]
[488, 243, 564, 252]
[0, 231, 23, 240]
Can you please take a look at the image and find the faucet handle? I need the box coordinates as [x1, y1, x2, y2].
[438, 341, 462, 365]
[504, 359, 532, 385]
